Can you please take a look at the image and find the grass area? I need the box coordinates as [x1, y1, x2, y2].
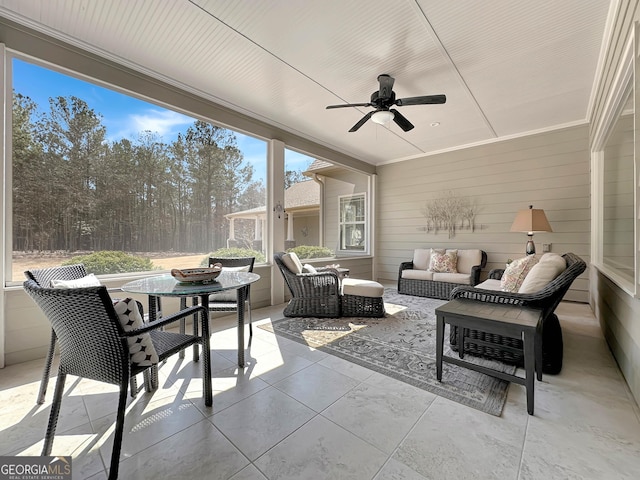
[12, 252, 208, 281]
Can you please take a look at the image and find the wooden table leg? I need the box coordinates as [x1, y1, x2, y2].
[524, 331, 535, 415]
[535, 319, 544, 381]
[436, 314, 444, 381]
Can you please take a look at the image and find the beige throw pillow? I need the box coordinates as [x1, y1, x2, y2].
[282, 252, 303, 274]
[518, 253, 566, 293]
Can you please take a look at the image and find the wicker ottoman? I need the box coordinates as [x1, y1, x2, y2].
[341, 278, 385, 317]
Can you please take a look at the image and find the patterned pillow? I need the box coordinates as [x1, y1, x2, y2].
[500, 255, 539, 292]
[113, 298, 159, 367]
[428, 250, 458, 273]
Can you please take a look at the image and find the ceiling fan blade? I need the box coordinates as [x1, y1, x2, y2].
[326, 102, 372, 109]
[377, 74, 395, 100]
[349, 111, 374, 132]
[390, 109, 414, 132]
[395, 94, 446, 106]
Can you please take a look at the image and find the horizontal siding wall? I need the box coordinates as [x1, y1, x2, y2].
[376, 124, 591, 302]
[589, 0, 640, 406]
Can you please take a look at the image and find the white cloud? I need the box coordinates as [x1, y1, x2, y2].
[129, 109, 193, 136]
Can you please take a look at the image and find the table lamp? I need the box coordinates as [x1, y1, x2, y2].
[510, 205, 552, 255]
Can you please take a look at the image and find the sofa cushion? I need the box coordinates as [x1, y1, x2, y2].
[282, 252, 303, 274]
[429, 250, 458, 273]
[342, 278, 384, 297]
[500, 255, 539, 292]
[518, 253, 566, 293]
[412, 248, 435, 270]
[432, 272, 471, 284]
[456, 249, 483, 275]
[474, 279, 502, 291]
[402, 269, 434, 281]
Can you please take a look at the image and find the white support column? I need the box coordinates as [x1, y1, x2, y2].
[229, 218, 235, 240]
[254, 215, 262, 240]
[269, 139, 286, 306]
[286, 212, 294, 241]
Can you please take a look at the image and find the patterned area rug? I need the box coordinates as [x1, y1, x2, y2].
[260, 289, 516, 416]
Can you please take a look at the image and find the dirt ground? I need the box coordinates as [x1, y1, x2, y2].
[12, 252, 208, 280]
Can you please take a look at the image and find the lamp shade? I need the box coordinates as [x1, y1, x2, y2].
[371, 110, 394, 125]
[510, 205, 552, 233]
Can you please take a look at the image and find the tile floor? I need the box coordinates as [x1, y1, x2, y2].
[1, 300, 640, 479]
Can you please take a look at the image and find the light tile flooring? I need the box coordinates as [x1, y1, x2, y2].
[1, 300, 640, 479]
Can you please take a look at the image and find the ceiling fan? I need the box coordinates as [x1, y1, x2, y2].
[326, 74, 446, 132]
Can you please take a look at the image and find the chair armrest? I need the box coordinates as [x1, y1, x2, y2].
[449, 285, 526, 305]
[470, 265, 482, 285]
[295, 271, 340, 296]
[488, 269, 504, 280]
[123, 305, 207, 335]
[399, 261, 414, 273]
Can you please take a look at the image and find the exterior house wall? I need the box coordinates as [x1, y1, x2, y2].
[323, 171, 370, 256]
[375, 123, 591, 303]
[589, 0, 640, 405]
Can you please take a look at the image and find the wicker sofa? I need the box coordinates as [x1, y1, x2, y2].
[398, 248, 487, 299]
[449, 252, 586, 374]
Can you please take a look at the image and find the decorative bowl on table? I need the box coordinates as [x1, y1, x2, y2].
[170, 266, 222, 284]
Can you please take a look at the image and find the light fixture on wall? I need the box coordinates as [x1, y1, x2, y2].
[371, 110, 394, 125]
[510, 205, 552, 255]
[273, 201, 285, 219]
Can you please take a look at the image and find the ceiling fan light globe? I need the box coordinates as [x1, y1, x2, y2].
[371, 110, 395, 125]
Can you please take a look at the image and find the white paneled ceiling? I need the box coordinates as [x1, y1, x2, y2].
[0, 0, 612, 166]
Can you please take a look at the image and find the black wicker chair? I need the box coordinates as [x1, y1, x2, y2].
[207, 256, 255, 335]
[449, 252, 587, 373]
[274, 252, 341, 317]
[23, 279, 211, 480]
[25, 264, 123, 404]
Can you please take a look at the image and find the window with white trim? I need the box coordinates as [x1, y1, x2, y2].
[338, 193, 366, 253]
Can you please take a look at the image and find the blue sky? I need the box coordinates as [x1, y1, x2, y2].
[12, 58, 313, 182]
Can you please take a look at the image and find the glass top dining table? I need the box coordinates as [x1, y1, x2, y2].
[122, 271, 260, 368]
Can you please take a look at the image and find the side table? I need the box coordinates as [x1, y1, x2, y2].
[435, 298, 544, 415]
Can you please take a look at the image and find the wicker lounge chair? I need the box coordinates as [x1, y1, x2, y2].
[449, 252, 586, 373]
[274, 252, 341, 317]
[23, 279, 211, 480]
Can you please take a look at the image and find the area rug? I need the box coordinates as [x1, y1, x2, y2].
[259, 289, 517, 416]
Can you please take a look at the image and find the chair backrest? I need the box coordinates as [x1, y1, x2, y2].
[209, 257, 255, 272]
[25, 264, 88, 287]
[537, 252, 586, 318]
[23, 279, 129, 386]
[274, 252, 297, 296]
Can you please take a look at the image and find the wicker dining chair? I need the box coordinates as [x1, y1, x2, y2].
[207, 256, 255, 336]
[23, 279, 211, 480]
[25, 264, 94, 404]
[25, 264, 157, 404]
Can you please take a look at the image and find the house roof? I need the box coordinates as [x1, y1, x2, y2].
[0, 1, 611, 166]
[226, 180, 319, 219]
